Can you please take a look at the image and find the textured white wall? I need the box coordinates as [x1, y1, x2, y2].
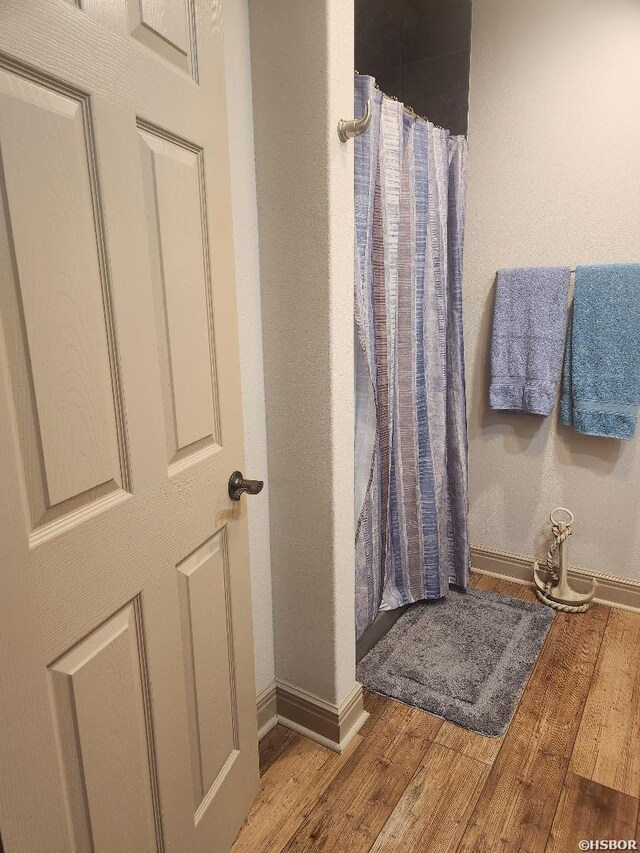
[249, 0, 356, 705]
[223, 0, 275, 694]
[465, 0, 640, 578]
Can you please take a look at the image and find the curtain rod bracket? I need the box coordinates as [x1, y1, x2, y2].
[337, 99, 372, 142]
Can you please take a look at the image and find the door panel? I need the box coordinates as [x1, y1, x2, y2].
[0, 1, 259, 851]
[0, 68, 127, 530]
[138, 126, 220, 467]
[136, 0, 191, 54]
[81, 0, 197, 78]
[177, 532, 237, 809]
[130, 0, 196, 78]
[49, 602, 159, 853]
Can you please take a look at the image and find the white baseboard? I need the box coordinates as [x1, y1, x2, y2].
[471, 544, 640, 613]
[255, 679, 368, 753]
[256, 679, 278, 741]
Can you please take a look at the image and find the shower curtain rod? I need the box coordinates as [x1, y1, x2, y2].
[338, 73, 454, 142]
[496, 267, 578, 274]
[359, 71, 450, 129]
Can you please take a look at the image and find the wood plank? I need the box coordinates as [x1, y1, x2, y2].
[570, 608, 640, 797]
[434, 721, 502, 766]
[369, 742, 489, 852]
[547, 772, 639, 852]
[458, 605, 609, 853]
[258, 724, 298, 776]
[471, 571, 539, 604]
[361, 689, 394, 735]
[232, 730, 362, 853]
[282, 700, 441, 852]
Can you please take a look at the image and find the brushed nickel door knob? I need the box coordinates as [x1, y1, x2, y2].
[228, 471, 264, 502]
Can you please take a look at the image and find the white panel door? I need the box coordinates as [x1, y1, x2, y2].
[0, 1, 260, 851]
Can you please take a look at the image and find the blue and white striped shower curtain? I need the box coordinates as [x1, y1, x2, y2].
[354, 74, 470, 639]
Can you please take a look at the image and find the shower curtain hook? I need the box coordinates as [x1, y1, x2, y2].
[337, 99, 372, 142]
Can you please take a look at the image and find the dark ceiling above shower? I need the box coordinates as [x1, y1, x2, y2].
[355, 0, 472, 136]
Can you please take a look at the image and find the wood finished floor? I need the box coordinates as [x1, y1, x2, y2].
[233, 575, 640, 852]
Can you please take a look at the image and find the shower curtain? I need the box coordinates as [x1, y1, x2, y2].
[354, 74, 470, 639]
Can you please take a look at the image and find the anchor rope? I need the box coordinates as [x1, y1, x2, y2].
[545, 521, 572, 584]
[535, 588, 591, 613]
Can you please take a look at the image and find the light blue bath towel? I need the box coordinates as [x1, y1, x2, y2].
[490, 267, 571, 415]
[560, 264, 640, 439]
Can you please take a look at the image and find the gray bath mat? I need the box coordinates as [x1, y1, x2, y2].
[356, 587, 554, 736]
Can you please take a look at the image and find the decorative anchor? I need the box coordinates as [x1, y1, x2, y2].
[532, 507, 597, 613]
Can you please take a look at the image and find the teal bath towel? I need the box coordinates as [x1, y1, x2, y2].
[560, 264, 640, 439]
